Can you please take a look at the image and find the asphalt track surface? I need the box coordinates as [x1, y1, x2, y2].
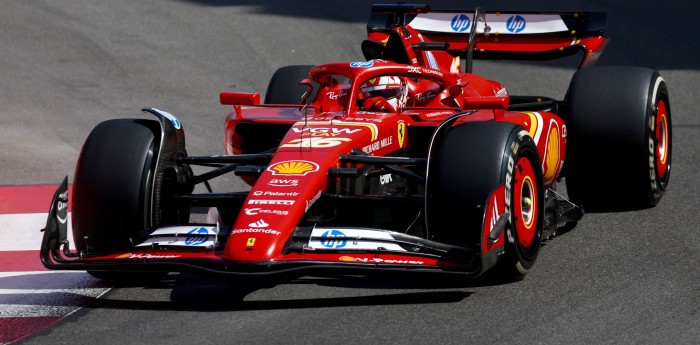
[2, 0, 698, 344]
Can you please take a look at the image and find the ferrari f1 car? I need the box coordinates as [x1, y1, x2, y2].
[41, 4, 671, 281]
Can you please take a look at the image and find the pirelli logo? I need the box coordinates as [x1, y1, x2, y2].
[248, 199, 294, 205]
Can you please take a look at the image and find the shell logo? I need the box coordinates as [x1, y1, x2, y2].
[116, 253, 132, 259]
[267, 160, 319, 176]
[339, 256, 356, 262]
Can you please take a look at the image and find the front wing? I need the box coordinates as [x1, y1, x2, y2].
[40, 180, 502, 278]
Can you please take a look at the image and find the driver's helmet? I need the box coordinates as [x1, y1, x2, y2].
[359, 76, 408, 110]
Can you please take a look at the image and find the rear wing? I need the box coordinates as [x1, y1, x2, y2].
[366, 4, 608, 70]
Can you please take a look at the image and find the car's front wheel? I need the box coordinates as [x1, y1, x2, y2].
[427, 121, 544, 280]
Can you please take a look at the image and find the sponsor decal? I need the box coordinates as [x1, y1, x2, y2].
[648, 135, 657, 195]
[326, 90, 348, 100]
[253, 190, 300, 197]
[267, 160, 319, 176]
[305, 190, 322, 212]
[506, 15, 526, 33]
[425, 111, 455, 118]
[415, 91, 437, 103]
[406, 66, 444, 78]
[409, 13, 567, 35]
[248, 219, 269, 228]
[648, 76, 665, 199]
[185, 227, 210, 246]
[337, 256, 424, 265]
[280, 137, 352, 148]
[248, 199, 295, 205]
[244, 207, 289, 216]
[337, 116, 384, 123]
[504, 130, 530, 244]
[268, 178, 299, 187]
[116, 253, 181, 259]
[151, 108, 181, 129]
[309, 228, 406, 251]
[292, 120, 379, 140]
[56, 191, 68, 224]
[421, 68, 443, 77]
[246, 238, 256, 247]
[379, 174, 393, 185]
[291, 127, 360, 137]
[362, 136, 393, 154]
[232, 228, 281, 236]
[350, 61, 374, 68]
[451, 14, 471, 32]
[397, 121, 406, 148]
[136, 226, 218, 248]
[320, 230, 347, 249]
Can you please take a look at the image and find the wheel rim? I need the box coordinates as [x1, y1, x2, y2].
[655, 100, 670, 180]
[514, 156, 538, 249]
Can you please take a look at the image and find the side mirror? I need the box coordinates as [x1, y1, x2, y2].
[449, 85, 463, 99]
[299, 78, 314, 104]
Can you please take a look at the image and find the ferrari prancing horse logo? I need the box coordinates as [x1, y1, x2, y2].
[398, 121, 406, 148]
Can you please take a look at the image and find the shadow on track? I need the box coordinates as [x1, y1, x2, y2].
[80, 271, 534, 312]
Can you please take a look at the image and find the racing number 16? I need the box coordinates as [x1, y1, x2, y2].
[280, 137, 351, 148]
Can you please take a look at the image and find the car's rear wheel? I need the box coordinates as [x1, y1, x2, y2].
[264, 65, 317, 104]
[565, 67, 672, 211]
[427, 121, 544, 280]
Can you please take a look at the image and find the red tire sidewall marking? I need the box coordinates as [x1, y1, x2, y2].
[513, 155, 537, 249]
[655, 99, 669, 180]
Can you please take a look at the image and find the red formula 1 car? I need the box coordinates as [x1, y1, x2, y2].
[41, 4, 671, 281]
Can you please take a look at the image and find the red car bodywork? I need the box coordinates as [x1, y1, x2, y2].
[41, 6, 606, 277]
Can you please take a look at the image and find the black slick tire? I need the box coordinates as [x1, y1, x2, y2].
[565, 67, 672, 211]
[427, 121, 544, 280]
[264, 65, 317, 104]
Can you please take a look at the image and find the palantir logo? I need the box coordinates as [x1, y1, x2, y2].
[185, 227, 208, 246]
[450, 14, 471, 32]
[320, 230, 347, 249]
[506, 15, 526, 33]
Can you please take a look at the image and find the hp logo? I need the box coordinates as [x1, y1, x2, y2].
[185, 227, 208, 246]
[350, 61, 374, 68]
[320, 230, 347, 249]
[506, 15, 526, 33]
[450, 14, 471, 32]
